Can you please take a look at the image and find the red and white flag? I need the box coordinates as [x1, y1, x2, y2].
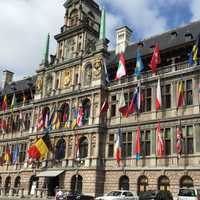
[156, 78, 162, 112]
[100, 98, 109, 114]
[176, 123, 183, 158]
[156, 121, 164, 157]
[149, 44, 161, 74]
[114, 128, 122, 166]
[115, 53, 126, 80]
[37, 109, 44, 131]
[77, 107, 84, 127]
[118, 92, 128, 117]
[75, 135, 80, 160]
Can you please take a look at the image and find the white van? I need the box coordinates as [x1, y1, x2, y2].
[178, 188, 200, 200]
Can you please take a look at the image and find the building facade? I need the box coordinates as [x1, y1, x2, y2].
[0, 0, 200, 198]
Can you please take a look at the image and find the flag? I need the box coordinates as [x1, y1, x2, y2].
[64, 107, 70, 128]
[177, 80, 184, 108]
[149, 44, 161, 73]
[48, 107, 56, 128]
[126, 94, 134, 117]
[19, 111, 25, 131]
[100, 98, 109, 114]
[12, 144, 19, 164]
[71, 109, 78, 129]
[133, 82, 141, 112]
[28, 134, 50, 160]
[188, 33, 200, 65]
[176, 122, 183, 158]
[135, 48, 144, 78]
[37, 109, 44, 131]
[77, 107, 84, 127]
[115, 53, 126, 80]
[2, 95, 7, 112]
[99, 8, 106, 40]
[114, 128, 122, 166]
[118, 92, 128, 117]
[2, 118, 7, 134]
[135, 127, 141, 161]
[11, 94, 16, 112]
[156, 78, 162, 112]
[4, 144, 11, 162]
[156, 121, 164, 157]
[75, 135, 80, 160]
[103, 59, 110, 83]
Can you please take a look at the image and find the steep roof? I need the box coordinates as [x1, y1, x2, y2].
[107, 20, 200, 65]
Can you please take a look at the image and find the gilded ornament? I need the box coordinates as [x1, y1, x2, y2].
[63, 70, 71, 87]
[36, 78, 43, 91]
[93, 58, 102, 77]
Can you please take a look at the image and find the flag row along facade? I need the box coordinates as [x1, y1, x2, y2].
[0, 0, 200, 198]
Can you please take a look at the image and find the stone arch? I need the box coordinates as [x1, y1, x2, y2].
[79, 136, 88, 159]
[84, 63, 92, 86]
[55, 138, 66, 160]
[70, 174, 83, 193]
[137, 175, 148, 194]
[119, 175, 129, 190]
[82, 98, 91, 125]
[180, 175, 193, 188]
[5, 176, 11, 195]
[158, 175, 170, 191]
[28, 175, 39, 195]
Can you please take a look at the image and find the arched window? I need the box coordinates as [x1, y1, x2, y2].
[55, 138, 66, 160]
[71, 175, 83, 193]
[24, 113, 31, 131]
[84, 63, 92, 86]
[82, 98, 91, 125]
[79, 137, 88, 159]
[70, 9, 79, 27]
[14, 176, 21, 195]
[158, 176, 170, 191]
[29, 175, 39, 195]
[59, 103, 70, 126]
[180, 175, 193, 188]
[137, 176, 148, 194]
[5, 176, 11, 195]
[119, 175, 129, 190]
[0, 176, 2, 187]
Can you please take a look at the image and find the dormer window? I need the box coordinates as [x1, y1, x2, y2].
[70, 9, 79, 27]
[171, 31, 178, 39]
[185, 33, 193, 41]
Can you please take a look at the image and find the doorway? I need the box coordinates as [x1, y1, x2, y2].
[47, 176, 59, 196]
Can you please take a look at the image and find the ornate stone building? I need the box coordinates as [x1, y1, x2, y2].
[0, 0, 200, 198]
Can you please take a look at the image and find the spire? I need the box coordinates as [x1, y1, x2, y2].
[99, 8, 106, 40]
[42, 33, 50, 66]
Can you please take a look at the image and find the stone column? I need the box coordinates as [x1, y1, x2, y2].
[194, 124, 200, 153]
[89, 94, 94, 125]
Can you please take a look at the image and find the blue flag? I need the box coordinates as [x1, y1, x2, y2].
[135, 49, 144, 78]
[12, 144, 19, 164]
[133, 82, 141, 112]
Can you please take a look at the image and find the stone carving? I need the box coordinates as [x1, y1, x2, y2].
[93, 58, 102, 78]
[46, 74, 53, 95]
[36, 77, 43, 92]
[63, 70, 71, 87]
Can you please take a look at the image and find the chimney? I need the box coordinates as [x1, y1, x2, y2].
[116, 26, 132, 54]
[2, 70, 14, 88]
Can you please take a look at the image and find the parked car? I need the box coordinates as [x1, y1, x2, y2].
[178, 188, 200, 200]
[139, 190, 173, 200]
[56, 191, 94, 200]
[95, 190, 139, 200]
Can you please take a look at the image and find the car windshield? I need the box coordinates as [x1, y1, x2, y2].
[107, 191, 122, 196]
[179, 189, 196, 197]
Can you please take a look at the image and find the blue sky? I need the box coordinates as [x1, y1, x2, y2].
[0, 0, 199, 81]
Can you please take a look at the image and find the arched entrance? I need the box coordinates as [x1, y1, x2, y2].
[5, 176, 11, 195]
[29, 175, 39, 195]
[158, 176, 170, 191]
[180, 176, 193, 188]
[14, 176, 21, 195]
[137, 175, 148, 194]
[119, 175, 129, 190]
[82, 98, 91, 125]
[71, 175, 83, 193]
[55, 138, 66, 160]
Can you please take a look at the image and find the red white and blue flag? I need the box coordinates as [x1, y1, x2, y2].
[133, 82, 141, 112]
[77, 107, 84, 127]
[135, 127, 141, 161]
[114, 128, 122, 166]
[176, 122, 183, 158]
[115, 53, 126, 80]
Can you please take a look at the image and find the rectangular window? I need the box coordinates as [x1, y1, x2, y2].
[122, 132, 132, 158]
[108, 134, 114, 158]
[163, 128, 171, 155]
[111, 95, 117, 117]
[141, 88, 152, 112]
[141, 130, 151, 156]
[162, 84, 171, 109]
[19, 143, 27, 163]
[186, 80, 193, 105]
[183, 126, 193, 154]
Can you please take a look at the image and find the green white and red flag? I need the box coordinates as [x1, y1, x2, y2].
[115, 53, 126, 80]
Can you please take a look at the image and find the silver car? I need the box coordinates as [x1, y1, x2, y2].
[95, 190, 139, 200]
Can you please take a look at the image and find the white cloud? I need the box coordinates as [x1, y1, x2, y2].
[190, 0, 200, 21]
